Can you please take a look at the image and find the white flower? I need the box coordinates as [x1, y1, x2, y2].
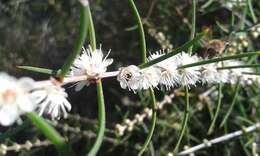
[220, 60, 257, 85]
[200, 63, 220, 84]
[70, 45, 113, 91]
[115, 124, 127, 136]
[117, 65, 142, 91]
[213, 61, 229, 83]
[0, 73, 35, 126]
[139, 67, 161, 90]
[32, 84, 71, 120]
[148, 50, 180, 90]
[225, 60, 244, 84]
[176, 52, 201, 88]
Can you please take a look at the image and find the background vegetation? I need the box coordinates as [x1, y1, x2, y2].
[0, 0, 259, 155]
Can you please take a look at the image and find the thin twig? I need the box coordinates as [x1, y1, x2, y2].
[34, 71, 119, 88]
[145, 0, 156, 20]
[178, 123, 260, 155]
[0, 139, 51, 155]
[49, 120, 116, 144]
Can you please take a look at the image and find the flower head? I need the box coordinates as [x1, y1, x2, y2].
[32, 84, 71, 120]
[148, 50, 180, 90]
[139, 67, 161, 90]
[200, 63, 220, 84]
[117, 65, 142, 91]
[220, 60, 257, 85]
[176, 52, 201, 88]
[70, 45, 113, 91]
[215, 62, 229, 83]
[0, 73, 35, 126]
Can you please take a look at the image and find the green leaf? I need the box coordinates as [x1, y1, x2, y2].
[87, 4, 96, 50]
[207, 83, 222, 135]
[219, 82, 241, 128]
[127, 1, 157, 156]
[179, 52, 260, 69]
[128, 0, 147, 63]
[217, 64, 260, 70]
[85, 4, 105, 156]
[17, 66, 56, 75]
[174, 0, 196, 153]
[174, 87, 190, 155]
[58, 5, 89, 78]
[138, 89, 157, 156]
[138, 31, 207, 69]
[26, 112, 74, 156]
[242, 72, 260, 75]
[125, 25, 138, 31]
[87, 80, 106, 156]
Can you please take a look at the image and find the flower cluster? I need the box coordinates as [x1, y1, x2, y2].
[0, 45, 259, 126]
[32, 83, 71, 120]
[0, 73, 71, 126]
[227, 33, 249, 54]
[117, 51, 200, 91]
[0, 45, 114, 126]
[70, 45, 113, 91]
[0, 73, 35, 126]
[117, 51, 259, 92]
[115, 93, 175, 136]
[250, 24, 260, 39]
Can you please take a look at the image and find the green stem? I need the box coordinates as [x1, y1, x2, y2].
[17, 66, 56, 75]
[138, 89, 157, 156]
[188, 0, 196, 54]
[86, 5, 96, 50]
[201, 0, 214, 9]
[87, 80, 106, 156]
[207, 83, 222, 135]
[239, 6, 248, 31]
[85, 3, 105, 156]
[128, 0, 147, 63]
[178, 51, 260, 69]
[26, 112, 73, 156]
[174, 1, 196, 154]
[247, 0, 257, 23]
[230, 11, 235, 31]
[138, 31, 207, 69]
[58, 5, 88, 78]
[242, 72, 260, 75]
[173, 87, 190, 155]
[220, 81, 241, 127]
[217, 64, 260, 70]
[127, 0, 157, 155]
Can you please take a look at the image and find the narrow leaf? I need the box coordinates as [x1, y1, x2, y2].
[139, 31, 207, 69]
[242, 72, 260, 75]
[138, 89, 157, 156]
[87, 80, 105, 156]
[26, 112, 74, 156]
[179, 52, 260, 69]
[58, 5, 89, 78]
[207, 83, 222, 135]
[125, 25, 138, 31]
[17, 66, 56, 75]
[85, 4, 105, 156]
[127, 1, 157, 156]
[219, 82, 241, 127]
[217, 64, 260, 70]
